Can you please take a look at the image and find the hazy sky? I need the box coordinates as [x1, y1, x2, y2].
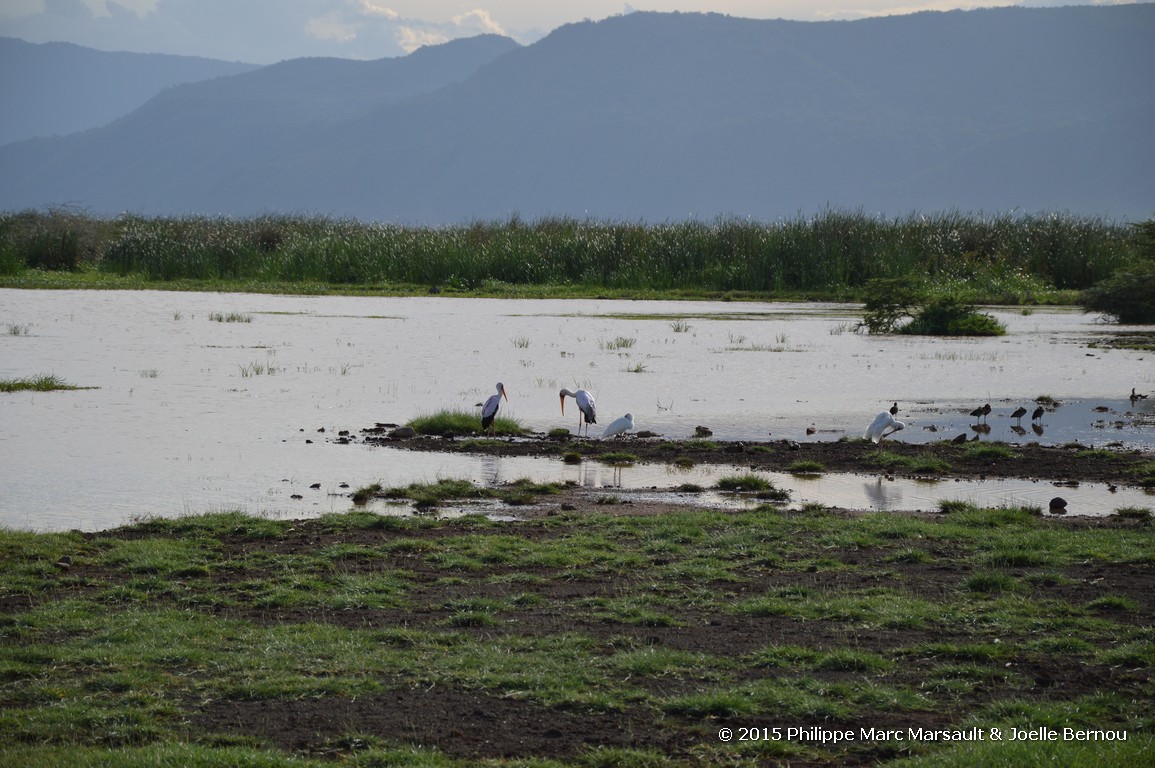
[0, 1, 1141, 63]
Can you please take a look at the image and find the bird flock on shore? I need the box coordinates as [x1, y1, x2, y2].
[866, 388, 1149, 445]
[482, 383, 633, 439]
[481, 382, 1151, 443]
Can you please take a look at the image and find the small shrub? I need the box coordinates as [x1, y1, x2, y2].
[861, 278, 1005, 336]
[901, 296, 1006, 336]
[1080, 263, 1155, 324]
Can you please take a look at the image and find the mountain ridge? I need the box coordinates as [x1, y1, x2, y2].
[1, 6, 1151, 222]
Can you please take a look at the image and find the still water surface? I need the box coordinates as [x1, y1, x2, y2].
[2, 290, 1152, 530]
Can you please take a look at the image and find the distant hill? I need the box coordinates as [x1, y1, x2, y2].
[0, 6, 1151, 223]
[0, 37, 261, 146]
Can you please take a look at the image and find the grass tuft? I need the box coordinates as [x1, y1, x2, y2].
[407, 409, 525, 437]
[0, 374, 87, 392]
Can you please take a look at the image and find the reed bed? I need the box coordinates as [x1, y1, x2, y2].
[0, 209, 1145, 299]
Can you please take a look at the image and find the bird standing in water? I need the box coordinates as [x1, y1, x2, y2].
[481, 382, 507, 436]
[1031, 406, 1045, 422]
[970, 403, 991, 423]
[559, 388, 596, 437]
[1010, 406, 1027, 422]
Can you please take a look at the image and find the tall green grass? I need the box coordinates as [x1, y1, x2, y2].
[0, 209, 1146, 298]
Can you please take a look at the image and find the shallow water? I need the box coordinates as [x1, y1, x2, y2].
[2, 289, 1152, 531]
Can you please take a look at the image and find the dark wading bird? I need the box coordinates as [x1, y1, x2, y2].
[560, 387, 596, 437]
[970, 403, 992, 423]
[865, 411, 905, 444]
[481, 382, 507, 436]
[1032, 406, 1045, 422]
[1132, 388, 1148, 402]
[889, 402, 899, 416]
[1010, 406, 1028, 422]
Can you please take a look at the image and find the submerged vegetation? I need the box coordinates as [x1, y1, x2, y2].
[1, 208, 1149, 303]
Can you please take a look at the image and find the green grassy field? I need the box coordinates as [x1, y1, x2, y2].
[1, 501, 1151, 766]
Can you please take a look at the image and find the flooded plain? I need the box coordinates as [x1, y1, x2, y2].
[2, 289, 1153, 531]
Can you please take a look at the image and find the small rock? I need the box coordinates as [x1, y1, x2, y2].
[309, 483, 321, 490]
[389, 426, 417, 439]
[694, 425, 713, 437]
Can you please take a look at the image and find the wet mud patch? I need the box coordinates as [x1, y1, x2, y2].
[192, 689, 678, 759]
[362, 431, 1155, 487]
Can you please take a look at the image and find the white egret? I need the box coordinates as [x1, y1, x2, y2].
[559, 388, 596, 437]
[602, 413, 633, 439]
[481, 382, 507, 436]
[865, 411, 905, 443]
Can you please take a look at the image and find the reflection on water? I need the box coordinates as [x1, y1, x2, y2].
[1, 289, 1152, 531]
[356, 456, 1155, 521]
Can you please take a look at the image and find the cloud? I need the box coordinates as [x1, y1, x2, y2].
[388, 7, 510, 53]
[811, 0, 1018, 20]
[356, 0, 398, 20]
[451, 8, 506, 36]
[395, 25, 449, 51]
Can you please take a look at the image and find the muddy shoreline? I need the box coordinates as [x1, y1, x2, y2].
[360, 430, 1155, 489]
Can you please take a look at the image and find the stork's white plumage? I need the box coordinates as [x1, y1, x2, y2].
[481, 382, 507, 435]
[559, 388, 596, 437]
[601, 413, 633, 439]
[864, 411, 905, 443]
